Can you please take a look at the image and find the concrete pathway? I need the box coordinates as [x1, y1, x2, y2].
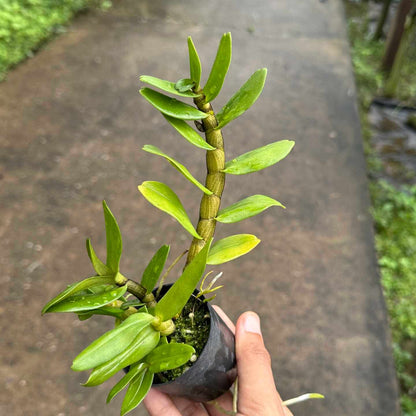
[0, 1, 400, 415]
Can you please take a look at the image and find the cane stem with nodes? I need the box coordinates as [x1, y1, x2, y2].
[186, 94, 226, 265]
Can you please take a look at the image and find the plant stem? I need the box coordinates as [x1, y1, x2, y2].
[186, 93, 226, 265]
[122, 279, 175, 334]
[116, 279, 157, 309]
[156, 250, 188, 299]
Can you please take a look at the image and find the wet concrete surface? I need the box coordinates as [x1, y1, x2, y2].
[0, 0, 400, 415]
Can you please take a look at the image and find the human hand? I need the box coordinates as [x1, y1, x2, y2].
[144, 307, 293, 416]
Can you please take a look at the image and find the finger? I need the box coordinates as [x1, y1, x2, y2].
[143, 388, 182, 416]
[204, 390, 234, 416]
[283, 405, 294, 416]
[236, 312, 286, 415]
[171, 396, 208, 416]
[212, 305, 235, 334]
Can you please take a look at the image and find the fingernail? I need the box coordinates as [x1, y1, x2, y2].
[243, 313, 261, 335]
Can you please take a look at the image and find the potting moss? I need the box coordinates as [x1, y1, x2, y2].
[155, 295, 210, 383]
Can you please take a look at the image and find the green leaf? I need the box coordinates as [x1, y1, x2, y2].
[138, 181, 201, 239]
[86, 238, 112, 276]
[207, 234, 260, 265]
[145, 343, 195, 373]
[216, 195, 285, 223]
[158, 336, 168, 346]
[46, 284, 127, 314]
[216, 68, 267, 129]
[140, 88, 208, 120]
[188, 36, 201, 86]
[175, 78, 195, 93]
[163, 115, 214, 150]
[41, 275, 115, 314]
[154, 240, 211, 321]
[222, 140, 295, 175]
[77, 306, 126, 320]
[141, 245, 170, 293]
[143, 145, 213, 195]
[121, 369, 154, 416]
[72, 312, 154, 371]
[83, 325, 159, 386]
[78, 313, 94, 321]
[86, 284, 114, 294]
[140, 75, 200, 98]
[120, 300, 144, 310]
[203, 32, 232, 103]
[102, 201, 123, 273]
[107, 362, 147, 403]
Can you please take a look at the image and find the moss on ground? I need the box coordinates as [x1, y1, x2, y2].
[0, 0, 111, 80]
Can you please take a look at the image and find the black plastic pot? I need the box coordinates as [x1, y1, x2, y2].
[152, 284, 237, 402]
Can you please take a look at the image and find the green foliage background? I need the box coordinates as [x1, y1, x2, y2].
[0, 0, 111, 80]
[371, 181, 416, 415]
[344, 1, 416, 413]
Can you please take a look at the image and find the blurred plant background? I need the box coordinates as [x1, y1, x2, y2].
[0, 0, 112, 80]
[344, 0, 416, 414]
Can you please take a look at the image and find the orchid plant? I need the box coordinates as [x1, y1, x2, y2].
[42, 33, 300, 415]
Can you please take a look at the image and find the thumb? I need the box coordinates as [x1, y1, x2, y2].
[235, 312, 288, 416]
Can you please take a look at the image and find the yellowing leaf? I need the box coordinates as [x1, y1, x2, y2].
[207, 234, 260, 265]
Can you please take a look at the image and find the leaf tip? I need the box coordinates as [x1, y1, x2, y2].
[71, 362, 81, 372]
[102, 200, 109, 212]
[310, 393, 325, 399]
[86, 237, 91, 253]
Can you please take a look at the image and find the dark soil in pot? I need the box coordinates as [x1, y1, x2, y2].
[154, 293, 210, 383]
[152, 284, 237, 402]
